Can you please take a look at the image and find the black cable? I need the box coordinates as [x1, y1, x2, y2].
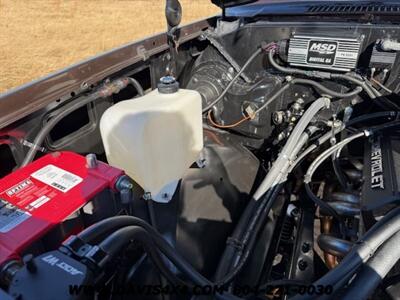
[268, 50, 372, 99]
[342, 230, 400, 300]
[75, 216, 241, 300]
[290, 78, 363, 99]
[253, 78, 362, 116]
[268, 50, 330, 78]
[217, 184, 283, 286]
[330, 73, 376, 99]
[127, 77, 145, 96]
[214, 186, 274, 281]
[207, 48, 365, 126]
[99, 225, 193, 289]
[214, 191, 273, 281]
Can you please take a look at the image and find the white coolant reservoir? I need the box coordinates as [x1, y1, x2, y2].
[100, 76, 203, 203]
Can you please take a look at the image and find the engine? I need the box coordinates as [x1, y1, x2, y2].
[3, 6, 400, 300]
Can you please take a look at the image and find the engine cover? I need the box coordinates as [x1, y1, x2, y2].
[362, 133, 400, 216]
[0, 152, 124, 266]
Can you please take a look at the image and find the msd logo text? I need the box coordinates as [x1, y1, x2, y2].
[309, 42, 337, 55]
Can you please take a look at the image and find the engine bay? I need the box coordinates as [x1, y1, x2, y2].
[2, 3, 400, 299]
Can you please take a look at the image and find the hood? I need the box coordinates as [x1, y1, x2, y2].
[211, 0, 258, 8]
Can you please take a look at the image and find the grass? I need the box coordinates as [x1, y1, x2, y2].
[0, 0, 219, 93]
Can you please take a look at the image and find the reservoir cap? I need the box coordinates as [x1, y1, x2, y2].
[158, 76, 179, 94]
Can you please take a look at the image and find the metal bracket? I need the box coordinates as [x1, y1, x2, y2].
[136, 45, 149, 61]
[202, 30, 252, 83]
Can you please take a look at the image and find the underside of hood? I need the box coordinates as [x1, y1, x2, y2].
[211, 0, 257, 8]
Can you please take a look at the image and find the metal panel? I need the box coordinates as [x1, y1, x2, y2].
[0, 18, 215, 129]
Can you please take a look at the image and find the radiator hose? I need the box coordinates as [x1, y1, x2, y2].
[67, 216, 242, 300]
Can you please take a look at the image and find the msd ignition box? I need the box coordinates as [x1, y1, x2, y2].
[0, 152, 124, 267]
[285, 35, 362, 71]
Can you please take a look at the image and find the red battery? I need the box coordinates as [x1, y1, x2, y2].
[0, 151, 124, 266]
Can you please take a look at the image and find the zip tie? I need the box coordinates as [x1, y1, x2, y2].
[21, 139, 46, 153]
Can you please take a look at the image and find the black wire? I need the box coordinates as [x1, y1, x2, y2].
[99, 226, 194, 289]
[217, 185, 283, 286]
[75, 216, 241, 300]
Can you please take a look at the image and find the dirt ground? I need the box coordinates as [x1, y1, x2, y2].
[0, 0, 219, 93]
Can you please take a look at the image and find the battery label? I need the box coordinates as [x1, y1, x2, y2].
[0, 199, 31, 233]
[31, 165, 83, 193]
[0, 165, 83, 232]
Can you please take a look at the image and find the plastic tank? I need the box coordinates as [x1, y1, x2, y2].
[100, 77, 203, 202]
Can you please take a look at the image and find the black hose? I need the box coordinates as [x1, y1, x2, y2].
[268, 50, 330, 78]
[254, 78, 362, 116]
[291, 206, 400, 300]
[82, 217, 213, 285]
[75, 216, 241, 300]
[218, 185, 283, 286]
[208, 50, 365, 120]
[290, 78, 363, 99]
[330, 73, 376, 99]
[98, 226, 193, 289]
[342, 230, 400, 300]
[214, 193, 272, 280]
[127, 77, 145, 96]
[268, 50, 370, 99]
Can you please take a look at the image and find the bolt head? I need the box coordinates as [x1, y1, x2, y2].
[86, 153, 98, 169]
[302, 242, 311, 253]
[298, 259, 308, 271]
[23, 254, 37, 274]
